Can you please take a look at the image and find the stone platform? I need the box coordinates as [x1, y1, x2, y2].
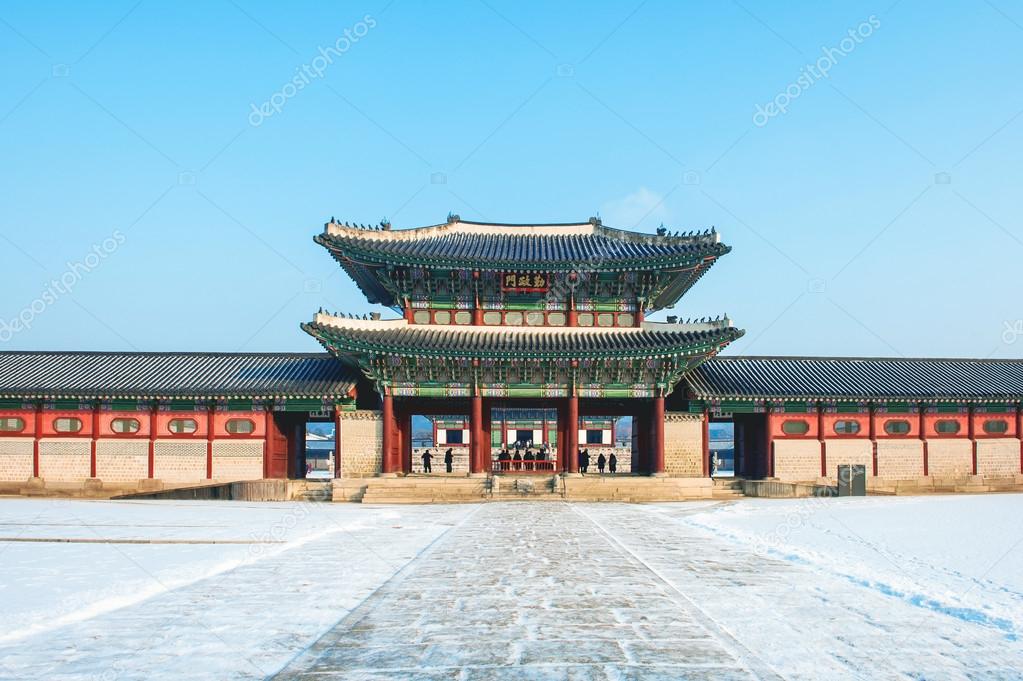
[332, 475, 715, 504]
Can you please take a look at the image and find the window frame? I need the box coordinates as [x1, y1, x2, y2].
[780, 419, 811, 436]
[167, 418, 199, 435]
[0, 417, 26, 433]
[225, 418, 256, 436]
[981, 419, 1009, 435]
[832, 419, 862, 436]
[933, 419, 961, 435]
[110, 417, 141, 435]
[882, 419, 912, 436]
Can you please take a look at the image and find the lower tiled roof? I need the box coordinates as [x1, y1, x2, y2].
[687, 356, 1023, 402]
[0, 352, 358, 400]
[302, 315, 743, 360]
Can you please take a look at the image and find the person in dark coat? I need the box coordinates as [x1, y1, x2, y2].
[608, 452, 618, 474]
[444, 447, 454, 473]
[498, 448, 511, 471]
[421, 449, 433, 473]
[524, 449, 535, 471]
[581, 449, 590, 473]
[535, 447, 547, 471]
[577, 449, 584, 473]
[597, 452, 606, 474]
[513, 450, 522, 471]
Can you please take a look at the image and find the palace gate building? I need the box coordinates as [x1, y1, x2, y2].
[1, 215, 1022, 499]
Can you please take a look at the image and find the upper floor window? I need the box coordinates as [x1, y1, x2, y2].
[168, 418, 198, 434]
[483, 311, 502, 325]
[413, 310, 430, 324]
[833, 420, 861, 435]
[111, 418, 140, 434]
[505, 311, 523, 326]
[53, 417, 83, 433]
[934, 419, 961, 435]
[433, 310, 451, 325]
[0, 417, 25, 432]
[883, 419, 911, 435]
[577, 313, 594, 327]
[982, 419, 1009, 435]
[225, 418, 255, 435]
[781, 420, 810, 435]
[547, 312, 567, 326]
[453, 311, 472, 325]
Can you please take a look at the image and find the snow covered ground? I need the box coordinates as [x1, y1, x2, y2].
[0, 494, 1021, 679]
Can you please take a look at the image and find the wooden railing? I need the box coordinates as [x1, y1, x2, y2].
[492, 459, 557, 473]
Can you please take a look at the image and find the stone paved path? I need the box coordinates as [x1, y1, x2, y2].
[273, 503, 776, 680]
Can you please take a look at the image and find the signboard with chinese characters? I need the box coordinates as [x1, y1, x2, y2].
[501, 272, 550, 292]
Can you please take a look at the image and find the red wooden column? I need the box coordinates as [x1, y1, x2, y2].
[567, 292, 578, 327]
[481, 398, 492, 472]
[920, 405, 929, 476]
[381, 393, 396, 474]
[32, 402, 43, 478]
[818, 405, 827, 477]
[1018, 404, 1023, 474]
[89, 402, 100, 479]
[206, 403, 215, 479]
[968, 405, 978, 475]
[334, 408, 342, 479]
[470, 395, 484, 473]
[766, 409, 775, 478]
[149, 403, 158, 479]
[869, 404, 878, 477]
[565, 394, 579, 472]
[651, 395, 665, 475]
[399, 410, 412, 474]
[701, 408, 710, 477]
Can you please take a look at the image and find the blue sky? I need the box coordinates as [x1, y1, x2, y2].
[1, 0, 1021, 358]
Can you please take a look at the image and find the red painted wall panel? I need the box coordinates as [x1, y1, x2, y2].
[212, 411, 267, 438]
[154, 412, 209, 438]
[768, 412, 820, 439]
[873, 414, 921, 439]
[819, 413, 870, 439]
[96, 411, 152, 438]
[971, 412, 1018, 439]
[0, 409, 35, 436]
[39, 409, 94, 437]
[922, 412, 969, 439]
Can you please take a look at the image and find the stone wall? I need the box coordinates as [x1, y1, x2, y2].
[96, 440, 149, 482]
[927, 439, 972, 477]
[774, 440, 821, 481]
[876, 440, 924, 479]
[0, 438, 33, 482]
[339, 410, 383, 478]
[152, 440, 206, 482]
[824, 439, 873, 479]
[664, 413, 703, 477]
[212, 440, 264, 481]
[976, 439, 1021, 477]
[38, 439, 90, 481]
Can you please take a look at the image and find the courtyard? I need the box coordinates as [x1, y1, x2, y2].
[0, 495, 1021, 679]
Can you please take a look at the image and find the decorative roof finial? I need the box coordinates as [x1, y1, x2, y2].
[447, 212, 460, 223]
[381, 218, 391, 230]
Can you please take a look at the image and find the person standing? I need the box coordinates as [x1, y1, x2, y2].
[513, 450, 522, 471]
[421, 449, 433, 473]
[524, 449, 535, 471]
[597, 452, 606, 474]
[580, 449, 590, 474]
[608, 452, 618, 474]
[444, 447, 454, 473]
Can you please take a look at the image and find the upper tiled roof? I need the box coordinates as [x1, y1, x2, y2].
[686, 356, 1023, 402]
[303, 313, 743, 360]
[0, 352, 358, 400]
[315, 217, 729, 271]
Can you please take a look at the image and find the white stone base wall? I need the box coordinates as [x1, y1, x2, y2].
[0, 438, 34, 482]
[664, 414, 703, 477]
[96, 440, 149, 482]
[39, 439, 90, 481]
[339, 411, 382, 478]
[976, 439, 1020, 477]
[876, 440, 924, 479]
[153, 440, 206, 482]
[212, 440, 263, 481]
[774, 440, 821, 481]
[927, 439, 972, 477]
[825, 439, 873, 479]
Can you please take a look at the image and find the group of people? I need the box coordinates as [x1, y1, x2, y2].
[417, 444, 621, 475]
[418, 447, 454, 473]
[578, 449, 617, 474]
[496, 443, 555, 471]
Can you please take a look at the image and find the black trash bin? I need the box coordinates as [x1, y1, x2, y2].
[837, 464, 866, 496]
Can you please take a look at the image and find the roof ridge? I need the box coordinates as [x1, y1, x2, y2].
[711, 355, 1023, 364]
[0, 350, 334, 358]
